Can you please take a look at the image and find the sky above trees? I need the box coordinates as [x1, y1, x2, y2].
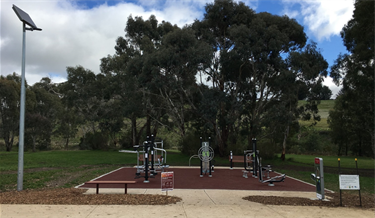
[1, 0, 355, 97]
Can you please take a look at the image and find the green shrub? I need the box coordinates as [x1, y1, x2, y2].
[79, 132, 109, 150]
[258, 140, 277, 160]
[179, 131, 201, 155]
[303, 131, 320, 152]
[227, 134, 247, 156]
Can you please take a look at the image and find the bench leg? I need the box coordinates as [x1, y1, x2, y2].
[125, 184, 127, 194]
[96, 184, 99, 194]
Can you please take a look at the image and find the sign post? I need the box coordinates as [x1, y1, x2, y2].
[338, 158, 361, 206]
[161, 171, 174, 196]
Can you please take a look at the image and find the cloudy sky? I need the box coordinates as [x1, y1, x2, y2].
[1, 0, 355, 97]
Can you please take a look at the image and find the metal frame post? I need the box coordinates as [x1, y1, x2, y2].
[338, 158, 342, 206]
[144, 137, 149, 183]
[355, 158, 362, 207]
[208, 137, 212, 177]
[230, 151, 233, 169]
[150, 135, 155, 174]
[200, 137, 203, 177]
[252, 138, 257, 178]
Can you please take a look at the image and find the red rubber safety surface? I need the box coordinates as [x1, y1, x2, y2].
[78, 167, 317, 192]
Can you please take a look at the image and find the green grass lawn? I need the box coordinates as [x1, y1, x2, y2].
[282, 154, 374, 169]
[1, 150, 373, 195]
[266, 154, 374, 194]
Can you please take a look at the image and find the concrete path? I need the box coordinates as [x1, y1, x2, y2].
[1, 189, 374, 218]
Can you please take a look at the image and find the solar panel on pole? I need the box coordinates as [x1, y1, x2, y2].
[12, 4, 42, 191]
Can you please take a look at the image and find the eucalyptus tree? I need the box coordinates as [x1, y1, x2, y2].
[26, 78, 62, 151]
[191, 0, 257, 155]
[192, 0, 328, 156]
[149, 27, 212, 138]
[328, 88, 371, 156]
[100, 15, 169, 145]
[62, 66, 104, 134]
[0, 73, 39, 151]
[100, 15, 208, 145]
[330, 0, 374, 156]
[0, 75, 21, 151]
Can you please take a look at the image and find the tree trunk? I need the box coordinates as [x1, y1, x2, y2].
[281, 126, 290, 161]
[370, 131, 375, 158]
[65, 137, 69, 150]
[345, 142, 348, 156]
[5, 139, 12, 151]
[146, 114, 151, 137]
[32, 136, 36, 152]
[216, 125, 228, 157]
[4, 131, 15, 152]
[4, 134, 12, 152]
[131, 116, 137, 146]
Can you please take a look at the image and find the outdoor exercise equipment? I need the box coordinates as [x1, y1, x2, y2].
[198, 137, 214, 177]
[242, 139, 286, 186]
[119, 135, 168, 183]
[257, 155, 285, 186]
[311, 157, 325, 199]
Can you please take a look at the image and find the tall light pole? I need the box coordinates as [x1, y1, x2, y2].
[12, 4, 42, 191]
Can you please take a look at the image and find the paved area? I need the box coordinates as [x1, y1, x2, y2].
[1, 188, 374, 218]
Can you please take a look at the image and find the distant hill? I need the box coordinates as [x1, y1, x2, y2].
[298, 100, 335, 129]
[298, 100, 335, 119]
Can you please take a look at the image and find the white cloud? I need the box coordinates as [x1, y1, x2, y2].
[282, 0, 355, 41]
[323, 76, 341, 99]
[1, 0, 206, 85]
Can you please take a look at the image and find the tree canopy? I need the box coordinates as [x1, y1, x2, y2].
[2, 0, 332, 157]
[329, 0, 374, 157]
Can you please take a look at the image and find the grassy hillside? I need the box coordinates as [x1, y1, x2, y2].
[298, 100, 335, 129]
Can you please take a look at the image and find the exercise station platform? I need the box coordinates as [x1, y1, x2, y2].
[78, 166, 315, 192]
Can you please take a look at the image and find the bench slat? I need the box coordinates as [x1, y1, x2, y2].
[229, 155, 251, 163]
[85, 181, 136, 184]
[84, 181, 136, 194]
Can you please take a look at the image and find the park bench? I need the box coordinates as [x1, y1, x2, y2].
[84, 180, 136, 194]
[139, 154, 163, 162]
[229, 155, 252, 166]
[229, 155, 251, 163]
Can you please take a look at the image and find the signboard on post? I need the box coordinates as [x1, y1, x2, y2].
[338, 158, 362, 207]
[161, 172, 174, 193]
[339, 175, 360, 190]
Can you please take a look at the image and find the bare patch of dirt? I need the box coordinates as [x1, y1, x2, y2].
[243, 192, 375, 209]
[0, 188, 181, 205]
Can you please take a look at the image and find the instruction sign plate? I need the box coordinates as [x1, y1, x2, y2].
[161, 172, 174, 191]
[339, 175, 360, 190]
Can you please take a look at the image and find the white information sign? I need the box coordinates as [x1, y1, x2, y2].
[339, 175, 360, 190]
